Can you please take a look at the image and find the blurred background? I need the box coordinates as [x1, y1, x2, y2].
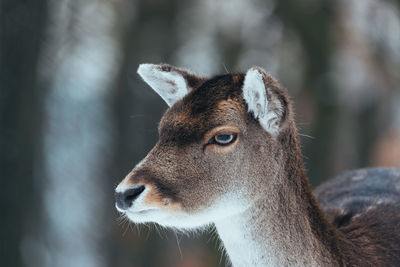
[1, 0, 400, 266]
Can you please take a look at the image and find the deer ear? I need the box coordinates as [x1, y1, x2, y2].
[242, 66, 287, 136]
[137, 63, 204, 107]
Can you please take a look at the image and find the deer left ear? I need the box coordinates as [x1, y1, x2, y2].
[242, 66, 288, 136]
[137, 64, 204, 107]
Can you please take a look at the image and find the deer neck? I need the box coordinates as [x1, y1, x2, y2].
[214, 127, 341, 267]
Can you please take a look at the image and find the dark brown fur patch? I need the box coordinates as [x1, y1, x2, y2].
[158, 74, 245, 146]
[232, 74, 241, 85]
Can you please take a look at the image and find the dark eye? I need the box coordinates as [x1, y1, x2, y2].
[213, 134, 237, 146]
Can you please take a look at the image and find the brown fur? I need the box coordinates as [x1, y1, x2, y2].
[118, 64, 400, 266]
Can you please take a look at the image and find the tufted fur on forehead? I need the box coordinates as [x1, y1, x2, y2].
[158, 73, 246, 145]
[138, 63, 290, 137]
[137, 63, 205, 106]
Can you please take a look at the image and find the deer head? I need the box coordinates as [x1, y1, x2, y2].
[115, 63, 292, 229]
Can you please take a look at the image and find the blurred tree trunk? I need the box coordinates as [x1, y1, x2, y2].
[275, 0, 337, 185]
[0, 0, 48, 266]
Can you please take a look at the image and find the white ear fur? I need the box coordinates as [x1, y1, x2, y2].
[137, 64, 191, 107]
[242, 67, 281, 136]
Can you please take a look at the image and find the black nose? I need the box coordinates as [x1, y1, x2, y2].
[115, 185, 145, 210]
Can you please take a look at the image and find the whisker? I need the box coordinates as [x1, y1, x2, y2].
[174, 232, 183, 261]
[122, 217, 131, 236]
[154, 224, 163, 239]
[299, 133, 315, 139]
[146, 226, 151, 240]
[222, 62, 230, 73]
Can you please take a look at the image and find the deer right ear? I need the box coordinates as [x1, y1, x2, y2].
[137, 64, 204, 107]
[242, 67, 288, 136]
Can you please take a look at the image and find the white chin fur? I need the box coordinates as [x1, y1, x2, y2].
[120, 193, 249, 230]
[124, 210, 209, 229]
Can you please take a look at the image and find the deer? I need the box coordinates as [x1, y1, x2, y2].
[115, 63, 400, 266]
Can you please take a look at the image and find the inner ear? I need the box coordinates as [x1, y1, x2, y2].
[137, 63, 205, 107]
[242, 66, 287, 136]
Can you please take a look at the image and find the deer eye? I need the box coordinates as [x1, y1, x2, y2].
[213, 134, 237, 146]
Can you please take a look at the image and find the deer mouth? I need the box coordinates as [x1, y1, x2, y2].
[128, 208, 158, 215]
[123, 207, 174, 224]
